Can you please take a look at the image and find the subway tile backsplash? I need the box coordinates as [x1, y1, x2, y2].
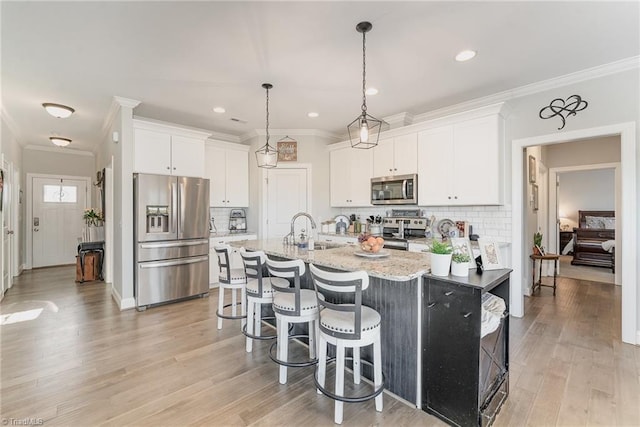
[209, 207, 244, 233]
[334, 205, 512, 242]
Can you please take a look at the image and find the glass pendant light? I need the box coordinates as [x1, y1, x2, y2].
[347, 21, 384, 149]
[255, 83, 279, 168]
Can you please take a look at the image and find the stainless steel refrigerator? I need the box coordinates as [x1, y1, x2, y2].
[134, 173, 210, 310]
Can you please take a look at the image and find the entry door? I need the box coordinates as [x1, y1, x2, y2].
[32, 177, 87, 268]
[266, 168, 308, 239]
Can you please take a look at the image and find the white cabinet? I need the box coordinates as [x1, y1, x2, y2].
[330, 146, 373, 207]
[372, 133, 417, 177]
[204, 141, 249, 207]
[418, 114, 503, 205]
[133, 120, 209, 178]
[209, 234, 257, 287]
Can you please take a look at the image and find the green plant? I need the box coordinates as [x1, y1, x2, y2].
[452, 252, 471, 263]
[533, 231, 543, 247]
[430, 240, 453, 255]
[83, 208, 103, 226]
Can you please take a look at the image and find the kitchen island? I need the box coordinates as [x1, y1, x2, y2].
[229, 238, 510, 423]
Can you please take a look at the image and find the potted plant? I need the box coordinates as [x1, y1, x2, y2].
[533, 231, 544, 255]
[83, 208, 104, 242]
[429, 240, 453, 277]
[451, 252, 471, 276]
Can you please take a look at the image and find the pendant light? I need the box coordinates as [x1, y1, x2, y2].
[255, 83, 279, 168]
[347, 21, 384, 149]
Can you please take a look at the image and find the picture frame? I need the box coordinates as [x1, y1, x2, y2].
[528, 155, 537, 183]
[277, 137, 297, 162]
[535, 244, 546, 256]
[451, 237, 474, 266]
[478, 238, 503, 270]
[532, 183, 539, 211]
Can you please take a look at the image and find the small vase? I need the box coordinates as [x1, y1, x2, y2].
[451, 261, 470, 277]
[430, 253, 452, 277]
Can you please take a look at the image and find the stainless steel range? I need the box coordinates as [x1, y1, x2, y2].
[382, 209, 430, 250]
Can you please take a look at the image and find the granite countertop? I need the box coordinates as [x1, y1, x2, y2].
[228, 238, 431, 281]
[210, 231, 257, 238]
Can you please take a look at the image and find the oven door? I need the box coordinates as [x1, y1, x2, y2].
[371, 174, 418, 205]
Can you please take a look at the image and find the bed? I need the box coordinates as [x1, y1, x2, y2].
[571, 210, 615, 272]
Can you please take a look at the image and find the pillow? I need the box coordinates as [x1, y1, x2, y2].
[585, 215, 604, 228]
[602, 217, 615, 230]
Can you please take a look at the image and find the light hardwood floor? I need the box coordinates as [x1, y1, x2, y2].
[1, 267, 638, 426]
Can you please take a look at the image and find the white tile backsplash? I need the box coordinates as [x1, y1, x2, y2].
[336, 204, 512, 242]
[209, 207, 248, 233]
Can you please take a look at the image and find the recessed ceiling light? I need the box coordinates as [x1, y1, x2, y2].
[307, 112, 319, 118]
[213, 107, 226, 114]
[42, 103, 75, 118]
[49, 137, 71, 147]
[455, 50, 477, 62]
[365, 87, 378, 96]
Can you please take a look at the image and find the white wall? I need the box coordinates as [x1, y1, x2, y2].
[23, 147, 95, 180]
[543, 135, 621, 168]
[558, 169, 615, 228]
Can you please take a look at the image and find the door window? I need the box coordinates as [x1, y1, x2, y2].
[43, 184, 77, 203]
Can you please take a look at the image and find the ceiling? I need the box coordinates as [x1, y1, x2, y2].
[2, 1, 639, 152]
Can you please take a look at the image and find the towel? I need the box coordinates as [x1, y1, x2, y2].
[481, 293, 506, 338]
[602, 240, 615, 253]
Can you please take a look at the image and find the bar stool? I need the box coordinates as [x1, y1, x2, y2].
[266, 258, 319, 385]
[309, 264, 384, 425]
[214, 245, 246, 330]
[240, 250, 289, 352]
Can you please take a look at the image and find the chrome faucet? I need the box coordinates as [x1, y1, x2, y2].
[284, 212, 317, 246]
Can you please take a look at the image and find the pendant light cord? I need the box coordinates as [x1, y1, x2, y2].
[361, 30, 367, 114]
[265, 85, 271, 152]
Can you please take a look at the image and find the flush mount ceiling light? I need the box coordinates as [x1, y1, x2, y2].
[455, 50, 477, 62]
[213, 107, 226, 113]
[255, 83, 279, 168]
[49, 137, 71, 147]
[42, 103, 75, 118]
[307, 112, 319, 118]
[347, 21, 385, 149]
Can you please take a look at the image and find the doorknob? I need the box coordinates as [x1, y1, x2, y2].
[34, 228, 39, 232]
[7, 230, 14, 235]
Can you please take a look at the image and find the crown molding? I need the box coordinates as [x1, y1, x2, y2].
[25, 144, 95, 157]
[413, 56, 640, 123]
[132, 116, 213, 139]
[382, 112, 414, 128]
[101, 96, 141, 135]
[208, 130, 241, 144]
[113, 96, 142, 109]
[240, 128, 341, 143]
[1, 106, 22, 142]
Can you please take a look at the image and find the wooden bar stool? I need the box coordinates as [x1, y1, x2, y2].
[530, 253, 560, 296]
[214, 245, 247, 330]
[309, 264, 384, 425]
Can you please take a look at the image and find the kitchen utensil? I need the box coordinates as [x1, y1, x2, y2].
[336, 219, 347, 234]
[375, 215, 382, 224]
[437, 219, 456, 237]
[334, 215, 351, 228]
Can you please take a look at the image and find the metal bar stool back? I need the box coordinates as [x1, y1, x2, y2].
[309, 264, 384, 425]
[265, 258, 319, 384]
[214, 244, 246, 330]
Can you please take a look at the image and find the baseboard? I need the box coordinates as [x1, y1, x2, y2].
[636, 330, 640, 346]
[209, 283, 219, 289]
[110, 284, 136, 310]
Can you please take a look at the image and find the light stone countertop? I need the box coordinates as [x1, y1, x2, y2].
[228, 238, 431, 281]
[210, 231, 257, 238]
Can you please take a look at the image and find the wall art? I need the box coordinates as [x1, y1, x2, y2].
[539, 94, 588, 130]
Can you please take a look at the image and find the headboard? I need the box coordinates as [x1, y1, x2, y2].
[578, 210, 615, 229]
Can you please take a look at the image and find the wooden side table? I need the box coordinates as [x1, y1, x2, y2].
[530, 253, 560, 296]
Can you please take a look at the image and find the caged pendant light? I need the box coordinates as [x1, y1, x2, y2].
[347, 21, 384, 149]
[255, 83, 279, 168]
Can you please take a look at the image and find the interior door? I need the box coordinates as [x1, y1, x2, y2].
[1, 159, 11, 297]
[32, 177, 87, 268]
[266, 168, 308, 239]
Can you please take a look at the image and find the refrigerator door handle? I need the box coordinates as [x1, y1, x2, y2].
[139, 256, 209, 269]
[178, 181, 186, 239]
[139, 239, 208, 249]
[171, 180, 178, 236]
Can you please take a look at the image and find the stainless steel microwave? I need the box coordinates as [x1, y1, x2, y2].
[371, 174, 418, 205]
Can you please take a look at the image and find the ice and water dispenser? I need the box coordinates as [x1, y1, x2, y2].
[146, 206, 169, 233]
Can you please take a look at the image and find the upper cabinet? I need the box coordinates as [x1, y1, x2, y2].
[418, 114, 503, 205]
[372, 133, 417, 177]
[133, 119, 210, 178]
[330, 146, 373, 207]
[204, 140, 249, 207]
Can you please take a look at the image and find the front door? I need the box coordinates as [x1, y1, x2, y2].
[266, 168, 309, 239]
[32, 177, 87, 268]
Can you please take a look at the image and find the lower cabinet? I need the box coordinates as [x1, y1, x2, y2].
[422, 270, 510, 426]
[209, 234, 256, 287]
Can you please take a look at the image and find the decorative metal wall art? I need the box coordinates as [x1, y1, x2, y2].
[539, 94, 588, 130]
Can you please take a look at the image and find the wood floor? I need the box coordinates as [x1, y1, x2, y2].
[1, 267, 638, 426]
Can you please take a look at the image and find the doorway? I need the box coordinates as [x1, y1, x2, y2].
[1, 157, 13, 298]
[262, 164, 312, 240]
[511, 122, 637, 344]
[27, 174, 90, 268]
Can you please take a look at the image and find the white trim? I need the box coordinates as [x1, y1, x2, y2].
[414, 56, 640, 124]
[1, 107, 21, 142]
[205, 138, 249, 152]
[242, 128, 342, 142]
[110, 284, 135, 310]
[24, 144, 95, 157]
[548, 162, 621, 284]
[102, 96, 141, 135]
[132, 117, 212, 140]
[511, 122, 636, 345]
[25, 173, 92, 270]
[113, 96, 142, 110]
[261, 163, 313, 241]
[382, 112, 414, 128]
